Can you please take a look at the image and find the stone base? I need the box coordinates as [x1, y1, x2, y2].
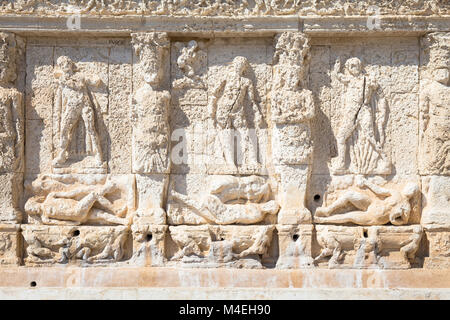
[0, 268, 448, 299]
[315, 225, 423, 269]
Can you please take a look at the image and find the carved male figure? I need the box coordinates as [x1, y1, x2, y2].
[330, 57, 388, 173]
[420, 65, 450, 174]
[177, 40, 199, 78]
[53, 56, 103, 166]
[131, 33, 171, 173]
[208, 56, 263, 168]
[315, 177, 419, 226]
[170, 175, 279, 224]
[25, 181, 129, 226]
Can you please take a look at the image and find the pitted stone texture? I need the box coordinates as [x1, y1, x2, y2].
[22, 225, 132, 266]
[0, 224, 20, 265]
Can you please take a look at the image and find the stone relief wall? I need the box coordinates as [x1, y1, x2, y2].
[0, 4, 448, 272]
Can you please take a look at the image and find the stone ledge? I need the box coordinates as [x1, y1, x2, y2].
[0, 268, 448, 289]
[1, 287, 449, 300]
[0, 15, 448, 36]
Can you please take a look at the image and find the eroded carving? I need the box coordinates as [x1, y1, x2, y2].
[0, 224, 20, 265]
[0, 32, 24, 174]
[24, 174, 133, 226]
[207, 56, 264, 171]
[315, 177, 419, 226]
[22, 225, 130, 265]
[271, 32, 314, 225]
[168, 225, 275, 268]
[169, 175, 279, 225]
[419, 32, 450, 175]
[330, 57, 390, 175]
[131, 32, 171, 174]
[315, 225, 423, 269]
[131, 225, 167, 266]
[3, 1, 448, 16]
[53, 56, 105, 171]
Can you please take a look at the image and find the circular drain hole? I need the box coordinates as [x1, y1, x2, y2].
[292, 234, 299, 241]
[30, 281, 37, 287]
[313, 194, 321, 202]
[146, 234, 153, 242]
[72, 230, 80, 237]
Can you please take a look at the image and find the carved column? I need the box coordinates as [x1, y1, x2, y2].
[419, 32, 450, 268]
[271, 32, 315, 225]
[131, 32, 171, 225]
[0, 32, 24, 224]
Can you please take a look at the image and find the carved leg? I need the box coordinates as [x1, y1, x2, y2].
[87, 208, 130, 225]
[82, 106, 103, 165]
[54, 110, 79, 165]
[218, 128, 237, 168]
[315, 210, 372, 225]
[334, 113, 358, 171]
[315, 191, 370, 217]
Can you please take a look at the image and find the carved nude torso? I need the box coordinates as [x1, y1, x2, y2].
[215, 76, 251, 129]
[132, 83, 171, 172]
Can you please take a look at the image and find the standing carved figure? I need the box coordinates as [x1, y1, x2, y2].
[131, 33, 171, 173]
[420, 63, 450, 174]
[53, 56, 103, 167]
[208, 56, 263, 168]
[330, 57, 390, 174]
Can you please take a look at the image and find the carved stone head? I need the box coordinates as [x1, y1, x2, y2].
[344, 57, 363, 77]
[132, 32, 170, 86]
[274, 32, 310, 67]
[232, 56, 249, 76]
[55, 56, 76, 78]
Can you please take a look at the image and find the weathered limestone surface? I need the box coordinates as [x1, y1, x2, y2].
[0, 0, 448, 299]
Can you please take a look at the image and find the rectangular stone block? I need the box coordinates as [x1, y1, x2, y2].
[424, 227, 450, 269]
[315, 225, 423, 269]
[0, 224, 20, 265]
[166, 225, 276, 268]
[22, 225, 132, 266]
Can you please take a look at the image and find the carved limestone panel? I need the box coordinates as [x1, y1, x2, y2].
[22, 225, 131, 266]
[0, 32, 25, 223]
[313, 176, 421, 226]
[167, 174, 278, 225]
[271, 32, 314, 225]
[419, 32, 450, 175]
[131, 33, 171, 174]
[0, 224, 20, 265]
[315, 225, 423, 269]
[25, 38, 133, 175]
[170, 38, 272, 175]
[166, 225, 276, 268]
[309, 37, 419, 177]
[421, 176, 450, 227]
[0, 15, 447, 275]
[1, 1, 448, 16]
[24, 174, 135, 226]
[423, 227, 450, 269]
[275, 225, 314, 269]
[131, 225, 167, 267]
